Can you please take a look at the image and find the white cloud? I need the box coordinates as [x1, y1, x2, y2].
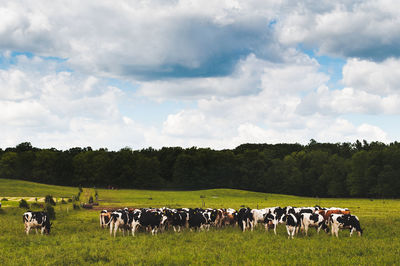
[0, 55, 152, 150]
[157, 57, 390, 148]
[0, 1, 284, 80]
[343, 58, 400, 95]
[138, 52, 328, 100]
[297, 57, 400, 116]
[277, 0, 400, 59]
[0, 1, 396, 150]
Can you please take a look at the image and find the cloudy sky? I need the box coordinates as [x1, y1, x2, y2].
[1, 0, 400, 150]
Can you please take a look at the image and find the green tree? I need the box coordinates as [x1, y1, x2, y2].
[0, 152, 18, 179]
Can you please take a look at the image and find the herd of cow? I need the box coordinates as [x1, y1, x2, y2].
[22, 205, 363, 239]
[98, 206, 363, 239]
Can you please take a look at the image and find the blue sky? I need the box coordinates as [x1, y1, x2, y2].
[1, 1, 400, 150]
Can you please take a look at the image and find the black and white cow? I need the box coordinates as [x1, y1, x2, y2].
[130, 209, 168, 236]
[280, 213, 300, 239]
[251, 208, 270, 227]
[330, 214, 363, 237]
[204, 208, 219, 228]
[164, 209, 188, 232]
[263, 213, 281, 235]
[238, 208, 254, 232]
[23, 211, 52, 235]
[109, 209, 130, 237]
[300, 213, 327, 235]
[188, 209, 211, 231]
[100, 210, 111, 228]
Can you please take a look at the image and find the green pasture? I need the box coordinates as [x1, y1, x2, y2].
[1, 179, 400, 265]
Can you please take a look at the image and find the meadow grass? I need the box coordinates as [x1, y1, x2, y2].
[1, 179, 400, 265]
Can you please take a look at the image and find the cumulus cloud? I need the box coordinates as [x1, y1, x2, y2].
[0, 1, 284, 80]
[138, 52, 328, 100]
[158, 57, 389, 148]
[0, 55, 151, 150]
[342, 58, 400, 95]
[277, 0, 400, 60]
[0, 0, 396, 149]
[297, 57, 400, 116]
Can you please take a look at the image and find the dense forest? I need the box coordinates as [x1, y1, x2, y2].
[1, 140, 400, 198]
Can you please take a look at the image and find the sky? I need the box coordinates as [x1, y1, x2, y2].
[1, 0, 400, 150]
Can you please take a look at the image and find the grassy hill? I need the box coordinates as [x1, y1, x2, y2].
[1, 178, 400, 264]
[0, 178, 78, 197]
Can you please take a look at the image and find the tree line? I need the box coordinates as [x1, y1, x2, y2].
[1, 140, 399, 198]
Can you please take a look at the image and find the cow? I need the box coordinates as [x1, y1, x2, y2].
[329, 214, 363, 237]
[251, 208, 270, 227]
[214, 209, 225, 227]
[202, 208, 219, 230]
[263, 213, 281, 235]
[130, 209, 168, 236]
[187, 209, 211, 231]
[219, 208, 237, 227]
[237, 208, 254, 232]
[300, 213, 328, 235]
[100, 210, 111, 228]
[164, 209, 188, 232]
[23, 211, 52, 235]
[109, 210, 130, 237]
[281, 213, 300, 239]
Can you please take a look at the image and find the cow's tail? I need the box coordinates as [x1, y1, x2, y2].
[106, 214, 115, 226]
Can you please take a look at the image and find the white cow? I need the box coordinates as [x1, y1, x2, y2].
[300, 213, 327, 235]
[23, 211, 52, 235]
[330, 214, 363, 237]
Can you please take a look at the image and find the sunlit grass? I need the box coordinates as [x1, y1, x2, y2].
[1, 179, 399, 264]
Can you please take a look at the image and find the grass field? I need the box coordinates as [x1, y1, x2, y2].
[1, 178, 400, 265]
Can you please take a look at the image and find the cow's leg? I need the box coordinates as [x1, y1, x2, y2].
[350, 227, 355, 237]
[305, 225, 309, 236]
[110, 222, 114, 236]
[286, 226, 291, 239]
[113, 223, 119, 237]
[264, 223, 268, 232]
[131, 223, 137, 237]
[26, 225, 30, 235]
[41, 227, 45, 235]
[35, 228, 38, 235]
[335, 226, 339, 238]
[273, 223, 277, 235]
